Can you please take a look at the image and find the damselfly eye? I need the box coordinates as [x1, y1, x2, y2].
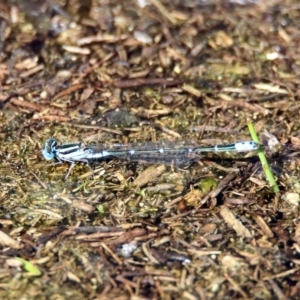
[42, 138, 58, 160]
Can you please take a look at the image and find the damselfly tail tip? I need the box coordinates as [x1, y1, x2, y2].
[235, 141, 259, 152]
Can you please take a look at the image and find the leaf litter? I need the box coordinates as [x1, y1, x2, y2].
[1, 0, 300, 299]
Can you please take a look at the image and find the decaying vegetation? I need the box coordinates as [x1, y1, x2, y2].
[1, 0, 300, 299]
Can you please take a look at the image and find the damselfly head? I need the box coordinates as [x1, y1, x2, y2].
[42, 138, 58, 160]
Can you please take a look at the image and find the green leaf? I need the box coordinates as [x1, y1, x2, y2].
[15, 257, 42, 276]
[97, 204, 105, 214]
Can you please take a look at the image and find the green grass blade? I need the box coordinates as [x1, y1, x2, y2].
[247, 122, 280, 194]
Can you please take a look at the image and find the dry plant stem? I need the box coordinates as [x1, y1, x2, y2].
[113, 78, 183, 88]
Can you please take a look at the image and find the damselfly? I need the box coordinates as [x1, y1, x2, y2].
[42, 138, 259, 179]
